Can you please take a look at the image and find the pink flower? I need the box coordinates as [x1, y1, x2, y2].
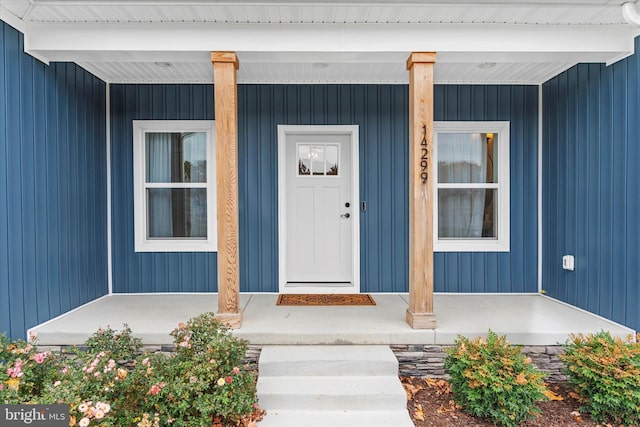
[78, 403, 89, 413]
[142, 358, 150, 367]
[233, 366, 240, 375]
[7, 365, 23, 379]
[0, 383, 3, 390]
[94, 409, 105, 420]
[95, 402, 110, 414]
[189, 376, 197, 384]
[148, 382, 165, 396]
[29, 331, 37, 341]
[225, 376, 232, 384]
[34, 352, 48, 364]
[108, 359, 116, 369]
[61, 367, 68, 374]
[78, 417, 90, 427]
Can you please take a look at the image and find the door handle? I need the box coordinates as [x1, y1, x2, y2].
[340, 213, 351, 219]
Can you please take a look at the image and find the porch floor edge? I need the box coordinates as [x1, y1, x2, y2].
[28, 293, 634, 347]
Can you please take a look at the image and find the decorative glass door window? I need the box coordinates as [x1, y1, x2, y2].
[434, 122, 510, 252]
[297, 144, 339, 176]
[133, 121, 216, 252]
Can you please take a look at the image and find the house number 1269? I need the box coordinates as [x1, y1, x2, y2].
[420, 124, 428, 184]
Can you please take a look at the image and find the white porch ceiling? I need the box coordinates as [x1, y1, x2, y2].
[2, 0, 640, 84]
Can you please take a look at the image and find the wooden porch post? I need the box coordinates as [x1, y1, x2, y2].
[406, 52, 437, 329]
[211, 51, 242, 328]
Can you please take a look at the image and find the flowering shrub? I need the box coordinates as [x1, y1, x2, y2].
[444, 331, 548, 427]
[83, 324, 142, 361]
[1, 313, 259, 427]
[0, 333, 58, 404]
[560, 331, 640, 425]
[38, 345, 153, 426]
[145, 313, 257, 426]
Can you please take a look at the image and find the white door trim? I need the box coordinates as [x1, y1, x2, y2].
[277, 125, 360, 294]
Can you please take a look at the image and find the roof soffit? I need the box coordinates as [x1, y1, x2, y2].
[3, 1, 640, 84]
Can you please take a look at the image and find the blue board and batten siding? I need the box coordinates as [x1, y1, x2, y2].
[434, 85, 538, 293]
[110, 85, 218, 293]
[0, 21, 108, 339]
[110, 84, 538, 294]
[543, 36, 640, 332]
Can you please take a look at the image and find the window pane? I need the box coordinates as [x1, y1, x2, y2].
[437, 133, 497, 183]
[438, 189, 496, 238]
[298, 145, 311, 175]
[147, 188, 207, 239]
[325, 144, 339, 175]
[146, 132, 207, 183]
[311, 146, 325, 175]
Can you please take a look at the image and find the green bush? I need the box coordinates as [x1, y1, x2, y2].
[83, 323, 142, 361]
[156, 312, 257, 426]
[444, 331, 548, 427]
[0, 334, 59, 404]
[560, 331, 640, 426]
[2, 313, 259, 427]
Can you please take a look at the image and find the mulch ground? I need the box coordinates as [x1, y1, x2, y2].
[402, 377, 602, 427]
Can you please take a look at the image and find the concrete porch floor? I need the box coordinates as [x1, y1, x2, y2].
[29, 293, 634, 346]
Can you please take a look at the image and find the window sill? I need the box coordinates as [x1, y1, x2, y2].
[134, 240, 217, 253]
[434, 240, 510, 253]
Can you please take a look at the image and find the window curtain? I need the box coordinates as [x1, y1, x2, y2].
[183, 132, 207, 237]
[146, 133, 173, 237]
[438, 133, 487, 238]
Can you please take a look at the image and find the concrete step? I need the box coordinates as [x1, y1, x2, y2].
[256, 345, 412, 427]
[257, 409, 414, 427]
[258, 345, 398, 376]
[257, 375, 407, 411]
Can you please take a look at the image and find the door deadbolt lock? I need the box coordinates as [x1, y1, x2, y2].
[345, 202, 350, 208]
[341, 213, 351, 219]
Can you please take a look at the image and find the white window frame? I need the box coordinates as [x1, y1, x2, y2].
[433, 121, 510, 252]
[133, 120, 217, 252]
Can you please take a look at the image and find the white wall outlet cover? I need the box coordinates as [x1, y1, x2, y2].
[562, 255, 575, 271]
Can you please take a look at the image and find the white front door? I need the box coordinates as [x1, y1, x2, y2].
[278, 126, 359, 293]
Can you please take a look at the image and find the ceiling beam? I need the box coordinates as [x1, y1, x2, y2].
[24, 21, 635, 65]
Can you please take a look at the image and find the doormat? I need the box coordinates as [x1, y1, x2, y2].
[276, 294, 376, 306]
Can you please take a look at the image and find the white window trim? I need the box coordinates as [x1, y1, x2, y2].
[433, 121, 510, 253]
[133, 120, 217, 252]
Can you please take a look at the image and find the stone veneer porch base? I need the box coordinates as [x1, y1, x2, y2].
[390, 344, 567, 381]
[38, 343, 567, 382]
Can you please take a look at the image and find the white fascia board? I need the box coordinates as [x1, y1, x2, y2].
[0, 6, 28, 34]
[0, 7, 51, 64]
[24, 22, 635, 61]
[0, 7, 53, 65]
